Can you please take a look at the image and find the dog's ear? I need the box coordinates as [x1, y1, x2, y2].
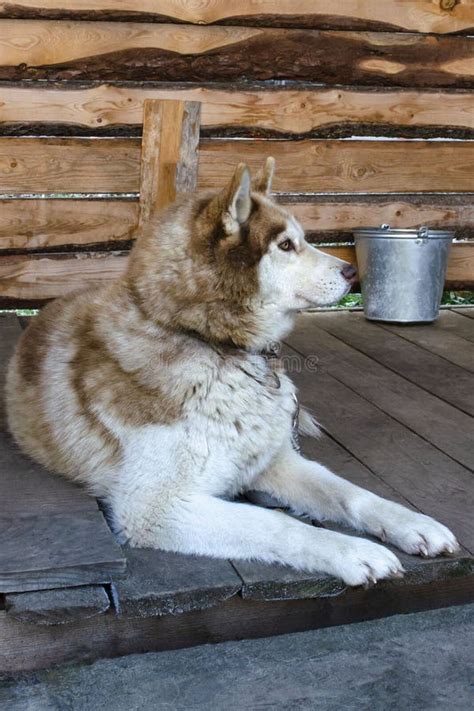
[252, 157, 275, 196]
[223, 163, 252, 225]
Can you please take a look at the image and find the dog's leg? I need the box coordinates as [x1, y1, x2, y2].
[112, 489, 403, 587]
[253, 444, 459, 558]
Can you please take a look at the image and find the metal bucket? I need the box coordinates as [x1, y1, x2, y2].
[353, 225, 453, 323]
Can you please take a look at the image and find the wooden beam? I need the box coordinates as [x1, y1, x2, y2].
[139, 99, 200, 226]
[0, 244, 472, 304]
[0, 85, 473, 140]
[0, 2, 472, 33]
[1, 196, 473, 253]
[0, 138, 473, 195]
[1, 575, 473, 673]
[0, 21, 471, 87]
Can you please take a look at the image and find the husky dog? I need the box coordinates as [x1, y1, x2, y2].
[6, 159, 458, 586]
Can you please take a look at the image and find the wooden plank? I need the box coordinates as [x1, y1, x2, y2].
[0, 21, 471, 87]
[0, 252, 127, 302]
[5, 585, 110, 625]
[379, 321, 474, 373]
[0, 138, 473, 195]
[0, 199, 139, 251]
[2, 243, 473, 304]
[290, 196, 474, 243]
[0, 137, 139, 194]
[437, 310, 474, 343]
[139, 99, 200, 225]
[114, 548, 241, 618]
[0, 511, 126, 593]
[455, 307, 474, 318]
[1, 196, 473, 253]
[1, 574, 474, 674]
[197, 140, 474, 194]
[312, 312, 474, 416]
[1, 85, 473, 139]
[283, 344, 474, 551]
[0, 1, 472, 34]
[286, 314, 474, 471]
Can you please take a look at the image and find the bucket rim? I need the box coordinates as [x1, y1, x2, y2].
[353, 225, 454, 239]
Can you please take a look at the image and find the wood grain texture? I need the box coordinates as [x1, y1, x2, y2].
[436, 309, 474, 343]
[0, 137, 139, 193]
[197, 140, 474, 194]
[0, 1, 472, 33]
[0, 199, 139, 251]
[5, 585, 110, 625]
[1, 85, 473, 139]
[292, 197, 474, 242]
[114, 548, 241, 618]
[1, 244, 473, 303]
[1, 575, 474, 673]
[0, 138, 473, 195]
[314, 311, 474, 417]
[0, 21, 472, 87]
[288, 314, 474, 471]
[379, 321, 474, 373]
[286, 343, 474, 551]
[139, 99, 200, 225]
[0, 511, 126, 593]
[1, 196, 473, 253]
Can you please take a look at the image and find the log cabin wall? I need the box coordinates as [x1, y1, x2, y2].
[0, 1, 473, 306]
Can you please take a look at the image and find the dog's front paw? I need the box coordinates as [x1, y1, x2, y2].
[384, 511, 459, 558]
[334, 538, 404, 587]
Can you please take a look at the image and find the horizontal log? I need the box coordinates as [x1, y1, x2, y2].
[0, 21, 472, 87]
[197, 140, 474, 194]
[1, 197, 473, 252]
[0, 85, 473, 140]
[0, 137, 140, 193]
[0, 138, 473, 195]
[0, 2, 472, 33]
[0, 200, 139, 250]
[0, 244, 472, 303]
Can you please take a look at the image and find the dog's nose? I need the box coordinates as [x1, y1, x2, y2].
[341, 264, 358, 283]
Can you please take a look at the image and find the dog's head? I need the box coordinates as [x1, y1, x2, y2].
[127, 159, 355, 349]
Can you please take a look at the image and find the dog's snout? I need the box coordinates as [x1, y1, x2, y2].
[341, 264, 357, 283]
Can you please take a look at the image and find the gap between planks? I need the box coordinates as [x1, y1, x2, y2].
[285, 314, 474, 472]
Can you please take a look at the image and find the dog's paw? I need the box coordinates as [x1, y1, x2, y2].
[384, 511, 460, 558]
[333, 538, 404, 587]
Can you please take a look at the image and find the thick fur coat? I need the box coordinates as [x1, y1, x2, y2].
[6, 159, 458, 585]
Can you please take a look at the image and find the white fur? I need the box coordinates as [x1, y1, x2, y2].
[105, 361, 458, 587]
[92, 215, 459, 585]
[7, 181, 459, 587]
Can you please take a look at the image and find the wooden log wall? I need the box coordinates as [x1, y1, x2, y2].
[0, 1, 473, 304]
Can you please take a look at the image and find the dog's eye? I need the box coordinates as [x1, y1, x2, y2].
[278, 239, 294, 252]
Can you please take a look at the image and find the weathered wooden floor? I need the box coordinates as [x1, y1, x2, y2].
[1, 309, 473, 673]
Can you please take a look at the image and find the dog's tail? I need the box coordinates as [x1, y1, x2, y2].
[298, 406, 322, 439]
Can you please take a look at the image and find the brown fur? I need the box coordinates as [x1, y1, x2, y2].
[5, 161, 304, 483]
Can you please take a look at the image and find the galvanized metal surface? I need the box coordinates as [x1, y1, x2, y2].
[354, 225, 453, 323]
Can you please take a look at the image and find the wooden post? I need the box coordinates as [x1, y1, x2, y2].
[138, 99, 201, 227]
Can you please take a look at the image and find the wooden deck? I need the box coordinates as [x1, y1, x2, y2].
[1, 309, 473, 673]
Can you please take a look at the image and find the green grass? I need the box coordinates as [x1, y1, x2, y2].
[0, 292, 473, 316]
[334, 291, 474, 309]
